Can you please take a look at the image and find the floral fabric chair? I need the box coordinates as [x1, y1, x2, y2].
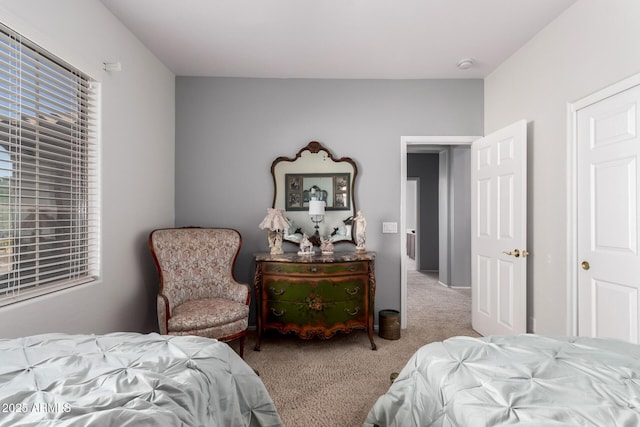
[149, 227, 250, 357]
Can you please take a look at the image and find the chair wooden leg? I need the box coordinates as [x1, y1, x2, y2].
[238, 335, 245, 359]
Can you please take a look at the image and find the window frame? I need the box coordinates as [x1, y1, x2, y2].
[0, 22, 100, 306]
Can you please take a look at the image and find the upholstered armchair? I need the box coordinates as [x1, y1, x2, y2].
[149, 227, 250, 357]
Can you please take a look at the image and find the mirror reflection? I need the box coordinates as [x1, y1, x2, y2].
[284, 173, 350, 211]
[271, 141, 357, 246]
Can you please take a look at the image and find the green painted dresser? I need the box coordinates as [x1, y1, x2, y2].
[253, 251, 376, 350]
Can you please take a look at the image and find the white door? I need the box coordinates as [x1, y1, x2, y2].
[471, 120, 527, 336]
[577, 84, 640, 343]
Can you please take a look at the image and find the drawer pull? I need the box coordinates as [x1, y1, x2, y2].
[308, 266, 318, 273]
[345, 286, 360, 295]
[269, 287, 285, 296]
[344, 307, 360, 316]
[347, 265, 359, 272]
[271, 308, 286, 317]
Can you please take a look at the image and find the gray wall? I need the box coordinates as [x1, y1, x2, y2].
[175, 77, 483, 323]
[407, 148, 471, 287]
[407, 153, 439, 270]
[449, 146, 471, 287]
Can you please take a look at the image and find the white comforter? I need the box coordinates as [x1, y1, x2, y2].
[365, 334, 640, 427]
[0, 332, 282, 426]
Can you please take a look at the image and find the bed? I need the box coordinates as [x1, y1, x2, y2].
[0, 332, 282, 426]
[365, 334, 640, 427]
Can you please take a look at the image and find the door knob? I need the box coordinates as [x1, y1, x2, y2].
[502, 249, 520, 257]
[581, 261, 590, 270]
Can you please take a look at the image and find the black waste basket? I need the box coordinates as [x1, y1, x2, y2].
[378, 309, 400, 340]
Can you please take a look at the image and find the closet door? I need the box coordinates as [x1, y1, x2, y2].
[577, 83, 640, 343]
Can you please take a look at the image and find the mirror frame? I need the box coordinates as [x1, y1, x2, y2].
[271, 141, 358, 246]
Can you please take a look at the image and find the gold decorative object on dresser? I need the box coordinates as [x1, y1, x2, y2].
[253, 251, 377, 350]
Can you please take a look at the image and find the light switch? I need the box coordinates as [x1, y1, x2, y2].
[382, 222, 398, 233]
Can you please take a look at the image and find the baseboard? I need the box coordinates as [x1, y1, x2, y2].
[437, 281, 470, 289]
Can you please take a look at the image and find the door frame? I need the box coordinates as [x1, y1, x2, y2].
[567, 72, 640, 335]
[400, 136, 479, 328]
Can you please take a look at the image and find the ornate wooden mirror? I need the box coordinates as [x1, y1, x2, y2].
[271, 141, 357, 246]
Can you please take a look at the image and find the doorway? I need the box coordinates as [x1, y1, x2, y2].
[407, 154, 439, 274]
[400, 136, 479, 328]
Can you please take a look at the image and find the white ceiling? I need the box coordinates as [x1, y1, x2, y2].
[99, 0, 578, 79]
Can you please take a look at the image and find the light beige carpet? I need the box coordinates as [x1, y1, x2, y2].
[239, 270, 480, 427]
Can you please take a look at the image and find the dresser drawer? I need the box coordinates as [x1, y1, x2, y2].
[265, 299, 367, 327]
[263, 276, 367, 302]
[262, 261, 368, 277]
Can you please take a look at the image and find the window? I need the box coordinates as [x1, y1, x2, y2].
[0, 23, 99, 305]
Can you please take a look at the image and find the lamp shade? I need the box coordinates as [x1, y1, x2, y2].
[308, 199, 325, 216]
[259, 208, 290, 231]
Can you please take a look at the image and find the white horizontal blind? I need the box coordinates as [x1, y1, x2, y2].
[0, 23, 99, 305]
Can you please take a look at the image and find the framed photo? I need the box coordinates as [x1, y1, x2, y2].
[285, 173, 351, 211]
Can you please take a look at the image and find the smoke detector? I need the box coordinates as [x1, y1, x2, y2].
[456, 58, 474, 70]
